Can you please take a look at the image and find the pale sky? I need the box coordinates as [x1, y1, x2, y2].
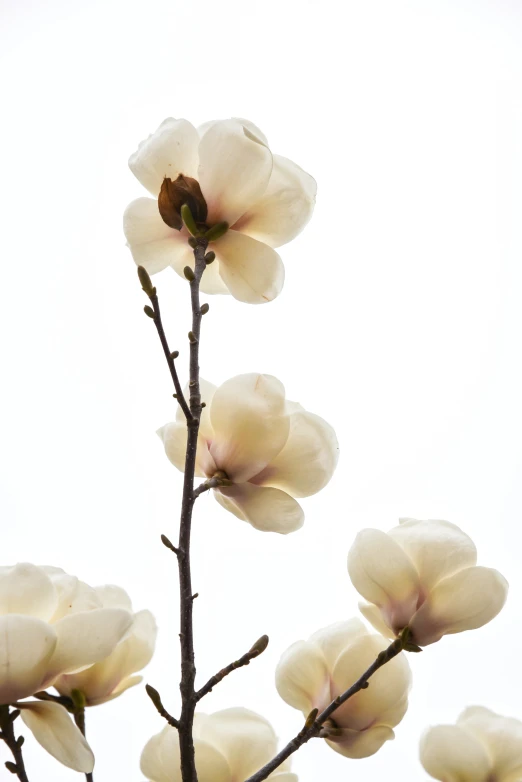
[1, 0, 522, 779]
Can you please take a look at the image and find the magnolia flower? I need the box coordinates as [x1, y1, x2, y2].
[54, 585, 157, 705]
[141, 708, 297, 782]
[347, 518, 508, 646]
[420, 706, 522, 782]
[123, 117, 316, 304]
[0, 563, 133, 771]
[158, 374, 339, 534]
[275, 619, 411, 759]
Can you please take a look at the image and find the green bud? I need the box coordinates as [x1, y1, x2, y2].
[137, 266, 156, 297]
[305, 708, 318, 729]
[71, 689, 87, 711]
[188, 331, 198, 344]
[184, 266, 195, 282]
[181, 203, 199, 237]
[170, 350, 179, 359]
[145, 684, 162, 710]
[204, 251, 216, 264]
[16, 736, 24, 748]
[204, 222, 228, 242]
[144, 305, 155, 319]
[188, 236, 198, 249]
[200, 303, 209, 315]
[249, 634, 269, 657]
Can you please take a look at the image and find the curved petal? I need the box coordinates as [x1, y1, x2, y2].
[275, 640, 330, 713]
[458, 706, 522, 780]
[270, 775, 298, 782]
[123, 197, 193, 276]
[308, 619, 368, 670]
[389, 519, 477, 590]
[419, 724, 491, 782]
[19, 701, 94, 773]
[252, 411, 339, 497]
[129, 118, 200, 196]
[157, 422, 216, 479]
[175, 378, 217, 442]
[326, 725, 395, 759]
[410, 566, 508, 646]
[198, 118, 269, 146]
[198, 120, 273, 225]
[213, 230, 284, 304]
[233, 155, 317, 248]
[200, 708, 277, 780]
[215, 484, 304, 534]
[209, 374, 289, 482]
[0, 616, 56, 703]
[140, 725, 230, 782]
[347, 529, 421, 632]
[49, 577, 101, 622]
[0, 563, 57, 621]
[358, 602, 396, 640]
[94, 585, 133, 611]
[84, 674, 143, 706]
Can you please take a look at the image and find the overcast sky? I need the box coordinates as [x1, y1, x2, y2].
[1, 0, 522, 779]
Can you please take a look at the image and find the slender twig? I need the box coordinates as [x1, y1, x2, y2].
[192, 472, 232, 501]
[34, 691, 73, 710]
[244, 635, 408, 782]
[145, 684, 180, 729]
[0, 706, 30, 782]
[72, 703, 94, 782]
[196, 635, 269, 702]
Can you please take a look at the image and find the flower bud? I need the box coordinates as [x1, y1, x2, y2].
[158, 174, 208, 231]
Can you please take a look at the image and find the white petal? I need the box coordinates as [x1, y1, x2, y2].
[198, 118, 269, 146]
[347, 529, 421, 633]
[252, 410, 339, 497]
[209, 374, 289, 482]
[215, 484, 304, 534]
[0, 563, 57, 620]
[358, 602, 396, 640]
[129, 118, 200, 196]
[19, 701, 94, 773]
[233, 155, 317, 248]
[200, 708, 277, 780]
[213, 230, 284, 304]
[0, 616, 56, 703]
[157, 422, 216, 479]
[94, 585, 133, 611]
[275, 640, 330, 713]
[270, 775, 298, 782]
[49, 577, 101, 622]
[198, 119, 273, 225]
[308, 619, 368, 670]
[389, 518, 477, 589]
[419, 724, 491, 782]
[175, 378, 217, 442]
[326, 725, 395, 759]
[123, 197, 193, 276]
[140, 726, 230, 782]
[410, 566, 508, 646]
[458, 706, 522, 779]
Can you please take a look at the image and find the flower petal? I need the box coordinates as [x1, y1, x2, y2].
[233, 155, 316, 248]
[326, 725, 395, 759]
[308, 619, 368, 670]
[20, 701, 94, 772]
[140, 725, 230, 782]
[458, 706, 522, 779]
[198, 119, 273, 225]
[215, 484, 304, 534]
[209, 374, 289, 482]
[213, 230, 284, 304]
[200, 708, 277, 780]
[129, 118, 200, 196]
[419, 724, 491, 782]
[157, 422, 216, 478]
[123, 197, 193, 276]
[251, 410, 339, 497]
[389, 519, 477, 590]
[0, 563, 58, 621]
[275, 640, 330, 713]
[198, 118, 269, 146]
[0, 616, 57, 703]
[410, 566, 508, 646]
[358, 602, 396, 640]
[49, 576, 101, 622]
[94, 585, 133, 611]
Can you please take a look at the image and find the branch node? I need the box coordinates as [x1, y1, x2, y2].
[145, 685, 180, 730]
[161, 534, 180, 555]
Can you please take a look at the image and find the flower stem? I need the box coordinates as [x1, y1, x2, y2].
[73, 709, 93, 782]
[0, 707, 30, 782]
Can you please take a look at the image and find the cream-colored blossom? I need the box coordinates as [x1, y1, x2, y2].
[275, 619, 411, 759]
[158, 374, 339, 534]
[54, 585, 157, 706]
[347, 518, 508, 646]
[420, 706, 522, 782]
[141, 708, 297, 782]
[124, 117, 316, 304]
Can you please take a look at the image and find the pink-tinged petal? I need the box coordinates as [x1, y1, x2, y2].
[234, 155, 317, 248]
[200, 708, 278, 780]
[215, 484, 304, 534]
[458, 706, 522, 779]
[0, 616, 56, 703]
[252, 411, 339, 497]
[410, 566, 508, 646]
[19, 701, 94, 773]
[123, 197, 193, 276]
[275, 640, 330, 713]
[209, 374, 289, 482]
[0, 563, 58, 621]
[213, 230, 284, 304]
[157, 422, 216, 479]
[419, 724, 491, 782]
[198, 119, 273, 225]
[129, 118, 200, 196]
[326, 725, 395, 759]
[358, 602, 396, 640]
[389, 518, 477, 590]
[308, 619, 368, 670]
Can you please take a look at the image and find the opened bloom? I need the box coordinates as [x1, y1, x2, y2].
[420, 706, 522, 782]
[0, 563, 134, 771]
[158, 374, 339, 534]
[141, 708, 297, 782]
[347, 518, 508, 646]
[123, 117, 316, 304]
[54, 585, 157, 706]
[275, 619, 411, 759]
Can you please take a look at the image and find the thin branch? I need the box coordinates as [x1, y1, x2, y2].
[244, 634, 408, 782]
[192, 471, 232, 501]
[149, 291, 192, 421]
[0, 706, 30, 782]
[196, 635, 269, 702]
[145, 684, 180, 729]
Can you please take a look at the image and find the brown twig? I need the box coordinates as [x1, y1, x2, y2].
[192, 472, 232, 501]
[196, 635, 269, 702]
[0, 706, 30, 782]
[145, 684, 180, 729]
[69, 691, 93, 782]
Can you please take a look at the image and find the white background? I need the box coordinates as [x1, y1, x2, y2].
[1, 0, 522, 779]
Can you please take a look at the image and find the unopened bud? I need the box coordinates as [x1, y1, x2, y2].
[183, 266, 195, 281]
[5, 761, 17, 774]
[200, 303, 209, 315]
[188, 236, 198, 249]
[305, 708, 318, 729]
[170, 350, 179, 359]
[204, 222, 228, 242]
[181, 203, 199, 237]
[145, 684, 162, 710]
[188, 331, 198, 343]
[158, 174, 208, 230]
[204, 251, 216, 264]
[249, 634, 269, 657]
[144, 305, 155, 319]
[137, 266, 156, 297]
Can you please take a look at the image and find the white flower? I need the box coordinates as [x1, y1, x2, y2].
[347, 518, 508, 646]
[123, 117, 316, 304]
[420, 706, 522, 782]
[141, 708, 297, 782]
[54, 585, 157, 705]
[275, 619, 411, 759]
[0, 563, 133, 771]
[158, 374, 339, 534]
